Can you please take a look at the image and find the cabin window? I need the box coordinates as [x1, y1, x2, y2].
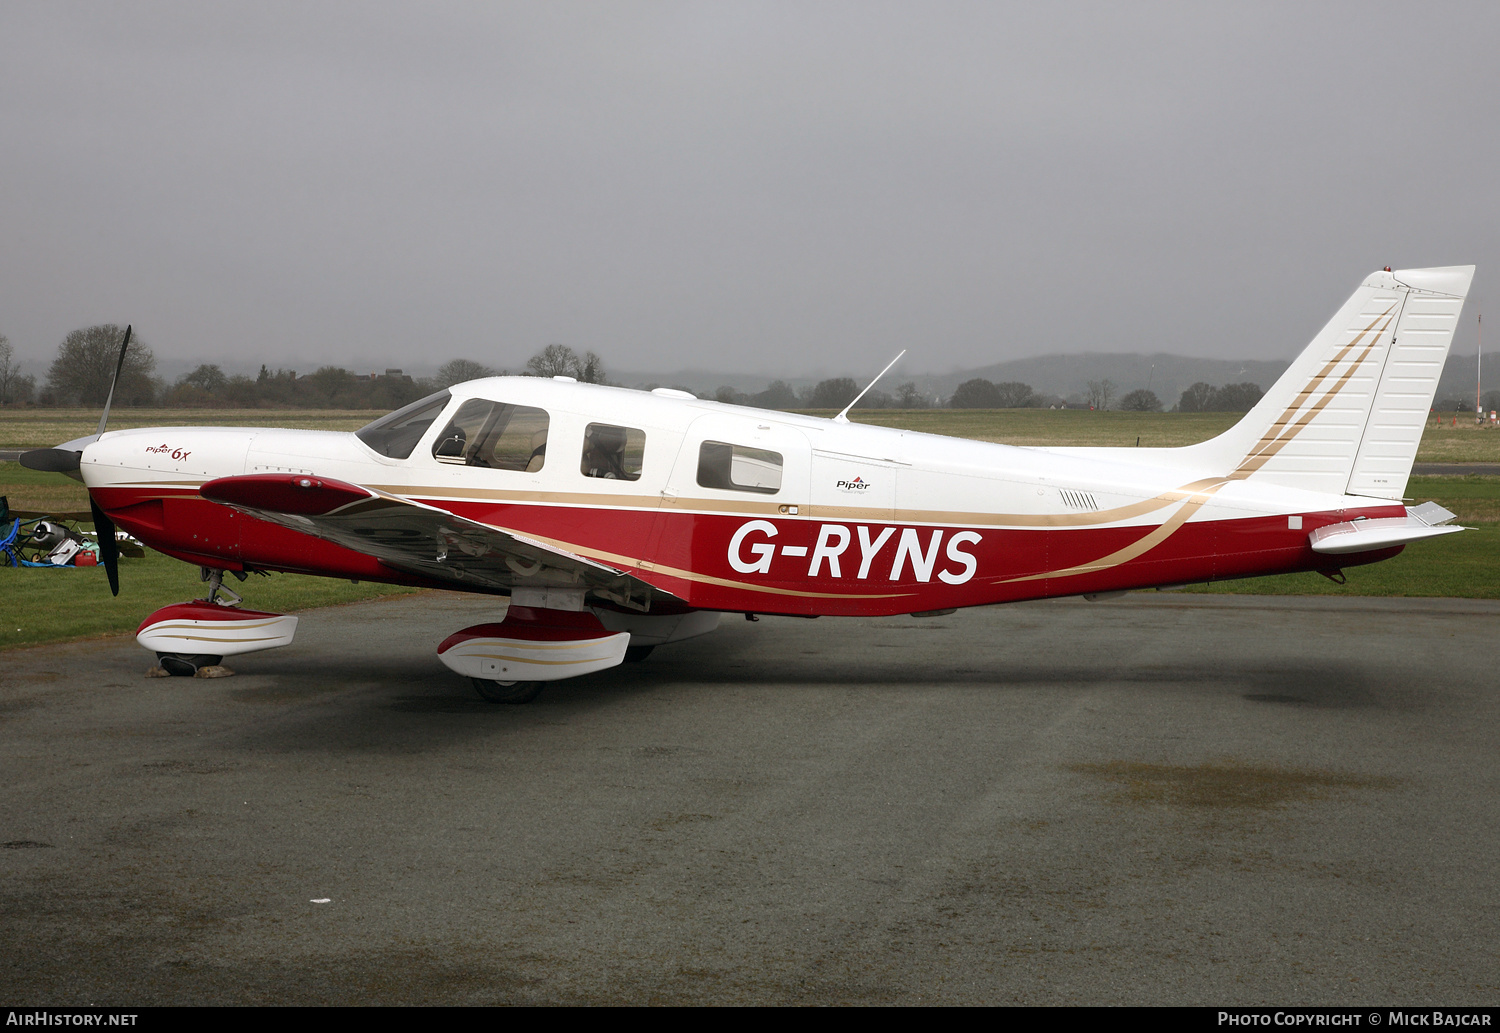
[581, 423, 645, 481]
[356, 390, 451, 459]
[697, 441, 783, 494]
[432, 399, 550, 472]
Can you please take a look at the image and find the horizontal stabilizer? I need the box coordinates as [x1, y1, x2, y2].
[1309, 502, 1462, 555]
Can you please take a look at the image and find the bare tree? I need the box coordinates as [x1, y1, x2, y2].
[752, 380, 799, 409]
[525, 344, 606, 383]
[576, 350, 605, 384]
[1119, 388, 1162, 412]
[993, 381, 1036, 408]
[525, 343, 575, 378]
[307, 366, 356, 403]
[1177, 382, 1218, 412]
[0, 334, 36, 405]
[179, 363, 228, 393]
[436, 358, 498, 387]
[807, 377, 860, 409]
[949, 378, 1001, 408]
[1213, 382, 1264, 411]
[0, 334, 11, 399]
[1085, 378, 1116, 410]
[895, 382, 926, 408]
[45, 324, 156, 406]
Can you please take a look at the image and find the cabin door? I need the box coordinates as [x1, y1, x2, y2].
[644, 414, 812, 590]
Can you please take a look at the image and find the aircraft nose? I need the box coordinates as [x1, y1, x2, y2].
[18, 434, 100, 477]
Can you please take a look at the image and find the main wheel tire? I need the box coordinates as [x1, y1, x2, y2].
[156, 652, 223, 677]
[470, 678, 544, 704]
[623, 645, 655, 663]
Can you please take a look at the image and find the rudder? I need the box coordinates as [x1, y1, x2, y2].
[1178, 266, 1473, 499]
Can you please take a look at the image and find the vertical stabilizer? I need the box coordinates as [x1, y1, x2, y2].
[1178, 266, 1473, 498]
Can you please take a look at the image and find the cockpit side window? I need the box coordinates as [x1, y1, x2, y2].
[581, 423, 645, 481]
[696, 441, 782, 494]
[432, 400, 550, 471]
[356, 390, 451, 459]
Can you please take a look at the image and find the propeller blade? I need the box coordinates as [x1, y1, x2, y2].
[90, 498, 120, 597]
[96, 325, 132, 439]
[19, 448, 83, 473]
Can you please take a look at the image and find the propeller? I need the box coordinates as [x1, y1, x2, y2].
[18, 325, 132, 594]
[91, 498, 121, 596]
[95, 324, 132, 438]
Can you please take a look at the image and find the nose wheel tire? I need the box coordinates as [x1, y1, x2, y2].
[156, 652, 224, 677]
[470, 678, 544, 704]
[623, 645, 655, 663]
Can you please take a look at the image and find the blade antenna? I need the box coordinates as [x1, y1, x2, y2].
[833, 349, 906, 424]
[96, 325, 132, 438]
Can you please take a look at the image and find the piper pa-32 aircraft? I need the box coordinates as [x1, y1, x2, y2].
[22, 265, 1474, 701]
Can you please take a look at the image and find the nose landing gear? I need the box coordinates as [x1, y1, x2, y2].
[137, 568, 298, 678]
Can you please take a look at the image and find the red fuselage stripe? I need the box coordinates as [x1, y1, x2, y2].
[90, 486, 1404, 617]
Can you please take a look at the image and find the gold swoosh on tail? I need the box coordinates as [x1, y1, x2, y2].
[1232, 306, 1396, 478]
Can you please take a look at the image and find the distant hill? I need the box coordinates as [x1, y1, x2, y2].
[915, 353, 1291, 406]
[620, 349, 1499, 408]
[148, 348, 1497, 410]
[614, 354, 1292, 407]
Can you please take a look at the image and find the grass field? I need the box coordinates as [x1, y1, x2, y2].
[0, 554, 425, 652]
[6, 404, 1500, 459]
[2, 406, 1495, 652]
[0, 407, 382, 449]
[839, 407, 1500, 461]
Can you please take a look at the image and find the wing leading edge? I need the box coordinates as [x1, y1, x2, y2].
[199, 473, 665, 611]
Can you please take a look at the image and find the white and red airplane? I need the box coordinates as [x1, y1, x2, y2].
[22, 265, 1473, 700]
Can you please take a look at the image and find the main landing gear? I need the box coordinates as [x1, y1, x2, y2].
[436, 601, 721, 704]
[469, 679, 545, 704]
[136, 568, 298, 678]
[437, 604, 631, 705]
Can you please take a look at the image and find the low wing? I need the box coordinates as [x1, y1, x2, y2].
[200, 473, 662, 609]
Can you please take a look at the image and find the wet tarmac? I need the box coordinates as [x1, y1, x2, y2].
[1412, 462, 1500, 476]
[2, 592, 1497, 1005]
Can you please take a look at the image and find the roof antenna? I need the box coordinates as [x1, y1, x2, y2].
[833, 349, 906, 424]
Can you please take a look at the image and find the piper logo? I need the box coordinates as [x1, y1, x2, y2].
[835, 476, 872, 492]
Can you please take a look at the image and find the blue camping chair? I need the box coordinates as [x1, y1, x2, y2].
[1, 517, 21, 567]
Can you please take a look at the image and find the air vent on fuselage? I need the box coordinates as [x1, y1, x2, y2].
[1060, 489, 1099, 511]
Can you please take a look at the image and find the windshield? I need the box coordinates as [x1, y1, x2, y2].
[355, 390, 451, 459]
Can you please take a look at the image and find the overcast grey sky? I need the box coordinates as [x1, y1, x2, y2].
[2, 1, 1497, 379]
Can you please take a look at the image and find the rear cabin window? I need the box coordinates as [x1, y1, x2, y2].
[432, 400, 550, 471]
[581, 423, 645, 481]
[356, 390, 451, 459]
[697, 441, 783, 494]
